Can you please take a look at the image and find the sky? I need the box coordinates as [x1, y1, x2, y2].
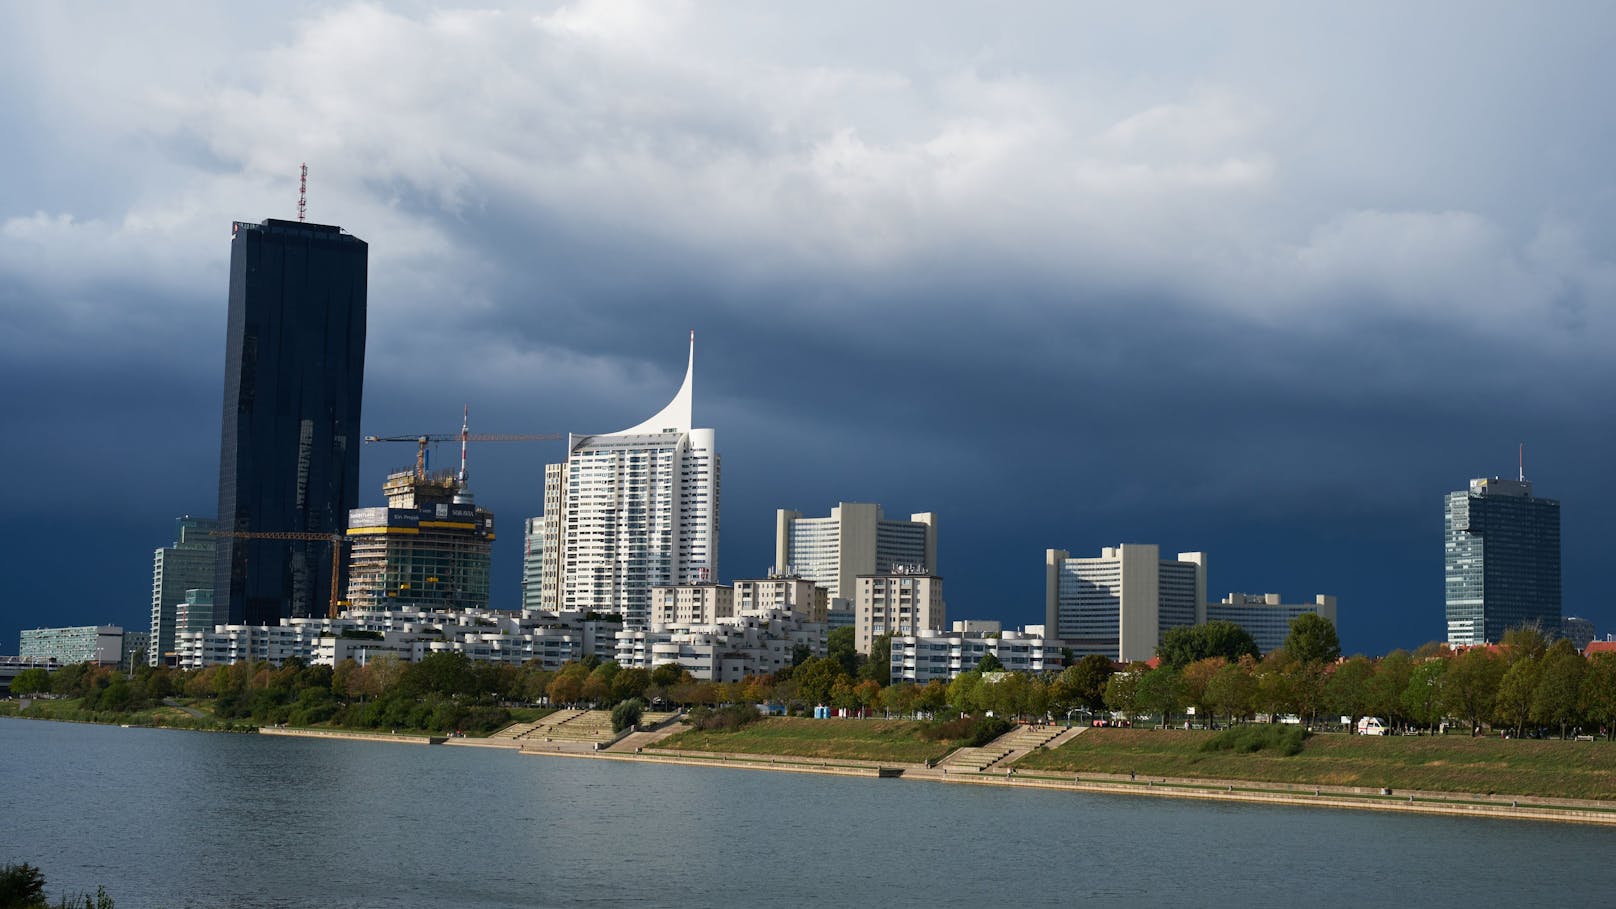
[2, 2, 1613, 658]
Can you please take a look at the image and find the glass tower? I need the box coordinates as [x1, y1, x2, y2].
[215, 219, 367, 627]
[1444, 477, 1561, 645]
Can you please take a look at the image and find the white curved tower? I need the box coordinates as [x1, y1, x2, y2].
[536, 333, 720, 628]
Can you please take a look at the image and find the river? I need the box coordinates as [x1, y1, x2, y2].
[1, 718, 1608, 907]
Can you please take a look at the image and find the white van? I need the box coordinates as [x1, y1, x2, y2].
[1356, 716, 1388, 736]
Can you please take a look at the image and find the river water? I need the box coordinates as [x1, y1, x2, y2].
[1, 718, 1608, 907]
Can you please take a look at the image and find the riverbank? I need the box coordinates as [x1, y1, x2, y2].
[518, 739, 1616, 826]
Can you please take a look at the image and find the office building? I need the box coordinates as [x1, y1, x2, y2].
[1562, 616, 1596, 652]
[1207, 593, 1338, 655]
[1444, 477, 1561, 645]
[148, 515, 218, 666]
[521, 517, 546, 613]
[774, 503, 936, 601]
[854, 569, 945, 654]
[345, 470, 494, 611]
[1045, 544, 1206, 662]
[216, 218, 368, 627]
[538, 335, 720, 628]
[20, 625, 126, 666]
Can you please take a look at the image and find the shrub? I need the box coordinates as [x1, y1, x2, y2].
[684, 704, 760, 732]
[920, 714, 1013, 746]
[611, 698, 645, 732]
[1201, 724, 1309, 756]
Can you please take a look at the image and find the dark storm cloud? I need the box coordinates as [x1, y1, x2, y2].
[2, 2, 1614, 654]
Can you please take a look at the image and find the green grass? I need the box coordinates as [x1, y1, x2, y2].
[0, 697, 251, 732]
[651, 717, 969, 764]
[503, 707, 556, 726]
[1015, 728, 1616, 801]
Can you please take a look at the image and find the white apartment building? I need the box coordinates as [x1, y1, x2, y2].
[890, 629, 1059, 684]
[734, 575, 827, 621]
[1045, 545, 1206, 662]
[1207, 593, 1339, 655]
[175, 605, 623, 671]
[614, 610, 827, 682]
[775, 503, 936, 601]
[854, 570, 946, 654]
[538, 335, 720, 628]
[650, 583, 735, 627]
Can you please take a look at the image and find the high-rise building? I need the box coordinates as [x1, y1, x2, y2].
[20, 625, 126, 666]
[521, 517, 546, 613]
[1562, 616, 1596, 651]
[1444, 477, 1561, 646]
[774, 503, 937, 601]
[1044, 544, 1206, 662]
[345, 470, 494, 611]
[215, 219, 367, 627]
[538, 335, 719, 628]
[148, 515, 218, 666]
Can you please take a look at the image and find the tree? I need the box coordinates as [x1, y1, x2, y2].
[1282, 614, 1341, 666]
[883, 682, 920, 717]
[611, 668, 651, 705]
[1135, 667, 1184, 726]
[1494, 655, 1540, 736]
[861, 634, 893, 686]
[1442, 648, 1503, 734]
[0, 862, 47, 908]
[976, 653, 1005, 673]
[947, 671, 984, 715]
[1500, 625, 1549, 664]
[1157, 621, 1260, 669]
[649, 662, 685, 689]
[9, 667, 51, 696]
[1180, 658, 1224, 725]
[1066, 654, 1115, 712]
[793, 656, 846, 706]
[1325, 656, 1375, 727]
[827, 626, 863, 677]
[1103, 672, 1141, 719]
[1579, 652, 1616, 741]
[1531, 641, 1586, 739]
[1206, 659, 1257, 724]
[610, 698, 645, 732]
[1401, 659, 1447, 731]
[1365, 650, 1413, 728]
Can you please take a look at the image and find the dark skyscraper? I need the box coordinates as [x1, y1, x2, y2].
[215, 219, 367, 626]
[1444, 477, 1561, 646]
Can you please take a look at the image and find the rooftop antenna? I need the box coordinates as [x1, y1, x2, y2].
[1519, 442, 1525, 483]
[458, 405, 470, 487]
[297, 163, 308, 222]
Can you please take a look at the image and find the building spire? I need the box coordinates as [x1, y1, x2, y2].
[604, 333, 695, 436]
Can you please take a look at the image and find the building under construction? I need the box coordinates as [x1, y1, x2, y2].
[345, 470, 495, 611]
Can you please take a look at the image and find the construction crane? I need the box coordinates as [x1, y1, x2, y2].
[211, 530, 350, 620]
[364, 407, 561, 481]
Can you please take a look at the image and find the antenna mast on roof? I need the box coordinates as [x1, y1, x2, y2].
[297, 163, 308, 222]
[1519, 442, 1525, 482]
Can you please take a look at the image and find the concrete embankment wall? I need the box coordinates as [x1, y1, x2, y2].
[259, 727, 444, 745]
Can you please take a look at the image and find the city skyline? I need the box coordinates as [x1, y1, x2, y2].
[3, 3, 1614, 656]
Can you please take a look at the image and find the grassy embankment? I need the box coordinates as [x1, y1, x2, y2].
[651, 717, 970, 764]
[0, 697, 252, 732]
[0, 698, 553, 738]
[1015, 728, 1616, 801]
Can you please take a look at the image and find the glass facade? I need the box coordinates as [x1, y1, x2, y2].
[215, 219, 367, 626]
[1444, 478, 1560, 645]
